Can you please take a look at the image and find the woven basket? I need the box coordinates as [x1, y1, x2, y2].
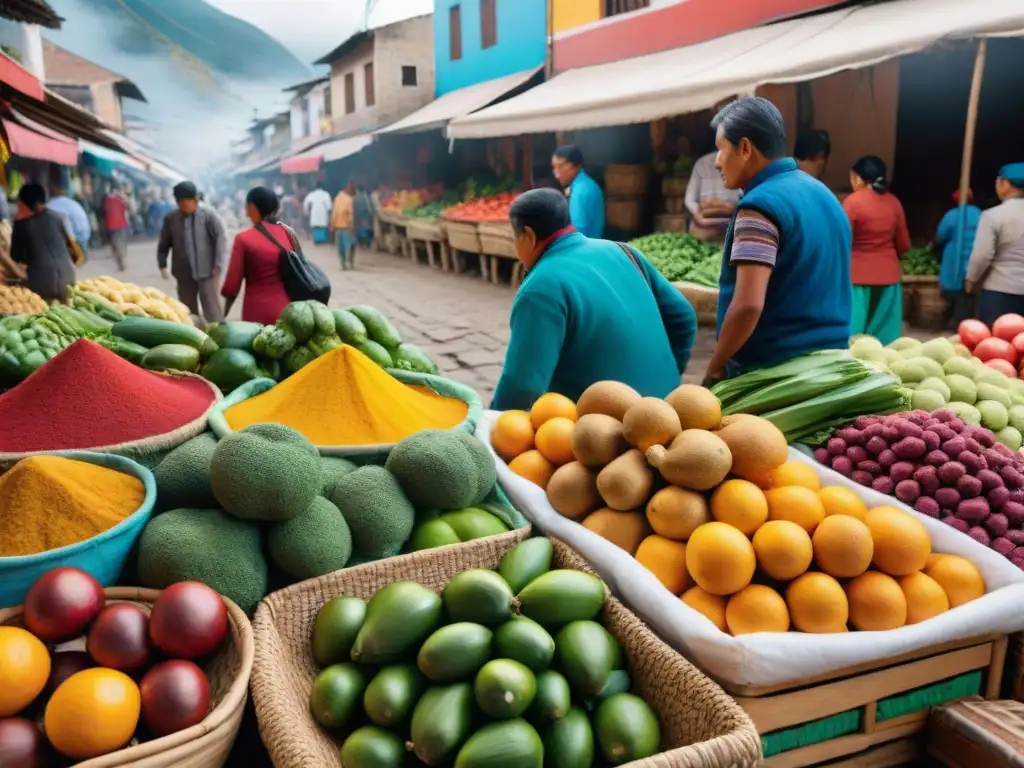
[405, 218, 444, 242]
[605, 164, 650, 197]
[914, 281, 946, 330]
[0, 586, 254, 768]
[442, 219, 482, 253]
[250, 532, 762, 768]
[674, 281, 719, 327]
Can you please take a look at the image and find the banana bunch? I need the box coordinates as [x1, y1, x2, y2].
[75, 277, 191, 322]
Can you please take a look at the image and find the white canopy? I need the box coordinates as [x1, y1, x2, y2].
[448, 0, 1024, 139]
[321, 133, 373, 162]
[376, 67, 542, 135]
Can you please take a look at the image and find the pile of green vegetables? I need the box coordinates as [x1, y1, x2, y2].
[308, 536, 662, 768]
[628, 232, 722, 288]
[250, 300, 438, 381]
[711, 350, 910, 444]
[408, 192, 462, 220]
[902, 245, 940, 276]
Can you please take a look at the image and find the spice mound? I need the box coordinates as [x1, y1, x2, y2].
[224, 344, 469, 446]
[0, 339, 217, 453]
[0, 455, 145, 556]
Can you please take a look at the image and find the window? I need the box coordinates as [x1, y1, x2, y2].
[364, 62, 375, 107]
[604, 0, 649, 16]
[449, 5, 462, 61]
[481, 0, 496, 49]
[323, 86, 332, 118]
[402, 65, 418, 87]
[344, 72, 355, 114]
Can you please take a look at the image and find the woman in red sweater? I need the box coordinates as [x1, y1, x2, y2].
[843, 156, 911, 345]
[221, 187, 293, 325]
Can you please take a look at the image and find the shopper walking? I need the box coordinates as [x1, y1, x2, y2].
[966, 163, 1024, 326]
[157, 181, 228, 323]
[330, 181, 356, 270]
[937, 189, 981, 329]
[303, 184, 332, 245]
[10, 183, 76, 302]
[102, 185, 130, 270]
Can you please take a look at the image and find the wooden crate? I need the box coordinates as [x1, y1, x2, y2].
[605, 164, 650, 196]
[664, 196, 687, 215]
[913, 280, 946, 331]
[729, 634, 1008, 768]
[662, 176, 689, 197]
[405, 219, 450, 270]
[927, 696, 1024, 768]
[606, 197, 643, 231]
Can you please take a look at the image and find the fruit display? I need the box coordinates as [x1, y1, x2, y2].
[307, 537, 662, 766]
[901, 245, 940, 276]
[0, 284, 47, 315]
[814, 408, 1024, 568]
[443, 192, 518, 223]
[957, 314, 1024, 378]
[850, 334, 1024, 448]
[627, 232, 722, 287]
[0, 569, 228, 761]
[379, 184, 447, 212]
[71, 278, 192, 322]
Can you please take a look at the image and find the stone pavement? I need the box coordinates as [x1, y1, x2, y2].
[80, 236, 718, 404]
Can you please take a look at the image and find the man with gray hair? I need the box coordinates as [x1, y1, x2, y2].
[157, 181, 228, 323]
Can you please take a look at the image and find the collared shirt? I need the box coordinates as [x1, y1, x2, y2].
[966, 197, 1024, 294]
[331, 191, 354, 230]
[48, 195, 91, 246]
[567, 170, 605, 239]
[303, 189, 332, 229]
[685, 152, 742, 218]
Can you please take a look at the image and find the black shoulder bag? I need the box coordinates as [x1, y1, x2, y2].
[255, 221, 331, 303]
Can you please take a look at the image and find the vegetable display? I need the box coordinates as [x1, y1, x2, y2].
[308, 536, 662, 766]
[71, 277, 192, 323]
[902, 245, 940, 276]
[627, 232, 722, 287]
[443, 192, 518, 223]
[0, 285, 47, 315]
[956, 314, 1024, 379]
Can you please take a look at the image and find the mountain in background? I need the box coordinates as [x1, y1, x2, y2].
[45, 0, 314, 171]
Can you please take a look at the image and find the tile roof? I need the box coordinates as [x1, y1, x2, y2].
[42, 40, 146, 101]
[0, 0, 61, 29]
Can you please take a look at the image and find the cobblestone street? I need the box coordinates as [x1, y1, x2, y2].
[84, 236, 718, 403]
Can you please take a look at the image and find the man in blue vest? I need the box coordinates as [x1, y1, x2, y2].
[552, 145, 605, 239]
[704, 97, 852, 385]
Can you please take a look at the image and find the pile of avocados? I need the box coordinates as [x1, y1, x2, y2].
[309, 537, 662, 767]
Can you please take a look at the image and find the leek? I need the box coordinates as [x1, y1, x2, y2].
[723, 359, 869, 415]
[710, 350, 853, 407]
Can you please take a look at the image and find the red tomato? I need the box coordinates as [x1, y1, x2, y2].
[958, 319, 991, 349]
[1012, 332, 1024, 360]
[974, 336, 1018, 365]
[994, 314, 1024, 343]
[985, 358, 1018, 378]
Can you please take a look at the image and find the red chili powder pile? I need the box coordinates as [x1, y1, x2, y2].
[0, 339, 217, 452]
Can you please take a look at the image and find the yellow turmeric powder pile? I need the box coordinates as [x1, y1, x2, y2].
[225, 345, 469, 446]
[0, 455, 145, 557]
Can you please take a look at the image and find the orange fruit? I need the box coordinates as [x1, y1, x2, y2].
[0, 626, 50, 717]
[492, 410, 535, 461]
[726, 585, 790, 635]
[900, 571, 950, 624]
[924, 554, 985, 608]
[45, 668, 141, 760]
[635, 535, 691, 594]
[768, 461, 821, 491]
[685, 522, 756, 596]
[786, 572, 849, 633]
[710, 479, 768, 535]
[846, 571, 907, 631]
[812, 515, 874, 578]
[530, 393, 577, 429]
[864, 506, 931, 576]
[752, 520, 813, 581]
[681, 586, 728, 632]
[765, 486, 826, 533]
[534, 417, 576, 466]
[508, 450, 556, 489]
[818, 485, 868, 520]
[646, 486, 709, 541]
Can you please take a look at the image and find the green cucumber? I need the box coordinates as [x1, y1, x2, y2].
[364, 664, 423, 726]
[340, 726, 405, 768]
[410, 683, 473, 765]
[141, 343, 202, 373]
[200, 348, 261, 393]
[529, 670, 571, 722]
[555, 621, 623, 697]
[517, 570, 606, 626]
[498, 537, 554, 594]
[101, 337, 148, 365]
[594, 694, 661, 765]
[493, 617, 554, 672]
[312, 596, 366, 667]
[442, 569, 517, 627]
[542, 707, 595, 768]
[355, 339, 393, 368]
[474, 659, 536, 719]
[350, 581, 443, 664]
[208, 321, 263, 351]
[332, 309, 368, 345]
[112, 316, 212, 351]
[439, 508, 508, 542]
[309, 663, 365, 729]
[348, 304, 402, 350]
[417, 623, 493, 683]
[454, 719, 543, 768]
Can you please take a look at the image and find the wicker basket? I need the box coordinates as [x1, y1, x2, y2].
[913, 280, 946, 330]
[674, 281, 719, 327]
[606, 197, 643, 231]
[405, 218, 444, 242]
[251, 531, 762, 768]
[442, 219, 482, 254]
[0, 586, 253, 768]
[604, 164, 650, 197]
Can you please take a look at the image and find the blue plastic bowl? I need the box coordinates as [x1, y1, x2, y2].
[0, 451, 156, 609]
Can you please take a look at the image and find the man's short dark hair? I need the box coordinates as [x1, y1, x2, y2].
[510, 188, 571, 240]
[711, 97, 787, 160]
[553, 145, 584, 167]
[173, 181, 198, 202]
[794, 129, 831, 161]
[18, 183, 46, 209]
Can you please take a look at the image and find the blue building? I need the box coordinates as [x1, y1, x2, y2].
[433, 0, 547, 95]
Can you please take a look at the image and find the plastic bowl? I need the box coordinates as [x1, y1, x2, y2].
[0, 451, 156, 609]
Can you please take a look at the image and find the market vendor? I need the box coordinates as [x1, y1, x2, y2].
[965, 163, 1024, 326]
[685, 149, 742, 241]
[551, 146, 604, 239]
[491, 188, 697, 411]
[703, 98, 852, 385]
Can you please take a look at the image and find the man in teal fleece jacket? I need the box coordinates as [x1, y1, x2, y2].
[491, 188, 698, 411]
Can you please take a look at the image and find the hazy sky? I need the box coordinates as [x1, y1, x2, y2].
[207, 0, 433, 65]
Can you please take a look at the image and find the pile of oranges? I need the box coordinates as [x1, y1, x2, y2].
[491, 393, 579, 487]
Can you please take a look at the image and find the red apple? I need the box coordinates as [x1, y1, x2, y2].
[985, 358, 1017, 378]
[959, 318, 991, 349]
[149, 582, 229, 660]
[974, 336, 1017, 365]
[994, 313, 1024, 342]
[23, 568, 105, 643]
[139, 660, 210, 737]
[87, 604, 152, 673]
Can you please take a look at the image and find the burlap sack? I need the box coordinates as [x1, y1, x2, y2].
[251, 530, 761, 767]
